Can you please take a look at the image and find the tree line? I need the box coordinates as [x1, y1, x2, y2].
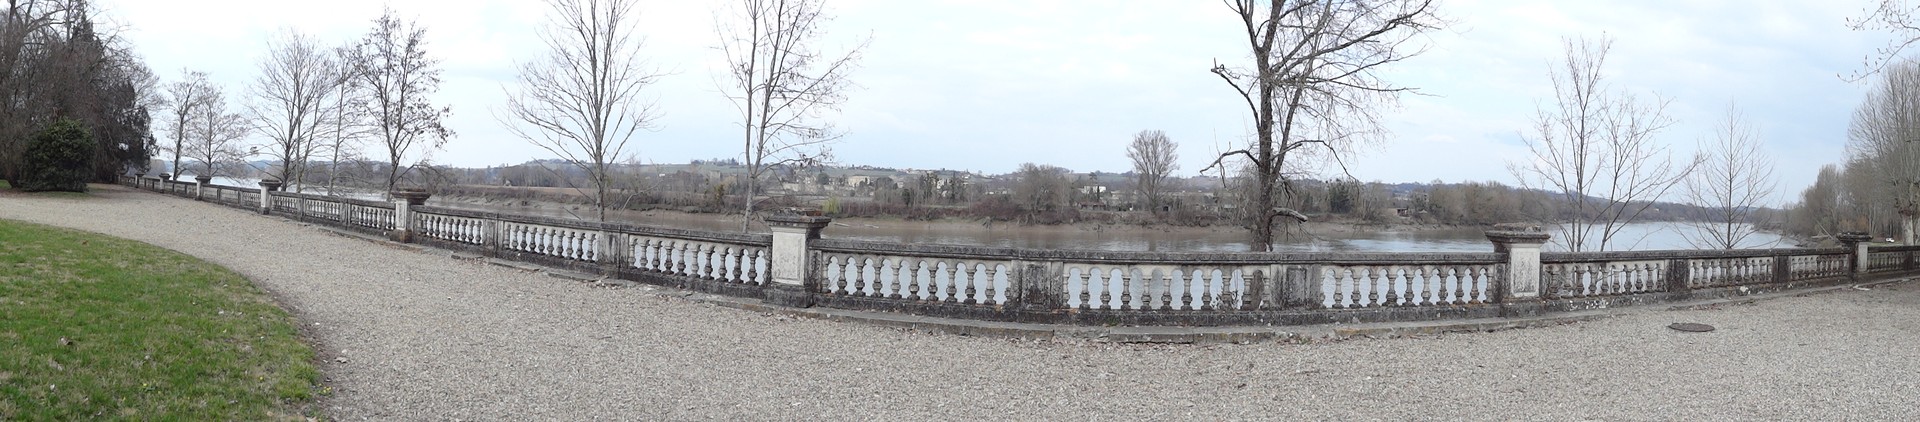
[0, 1, 157, 189]
[1782, 58, 1920, 243]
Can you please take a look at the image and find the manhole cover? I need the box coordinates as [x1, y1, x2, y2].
[1668, 322, 1715, 332]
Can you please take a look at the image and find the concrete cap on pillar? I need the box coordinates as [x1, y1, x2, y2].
[259, 179, 283, 192]
[194, 175, 213, 184]
[765, 208, 831, 230]
[1485, 222, 1551, 244]
[392, 188, 432, 206]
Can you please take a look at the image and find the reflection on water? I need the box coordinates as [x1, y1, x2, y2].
[423, 200, 1791, 253]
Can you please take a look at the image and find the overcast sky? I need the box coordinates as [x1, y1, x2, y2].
[103, 0, 1893, 204]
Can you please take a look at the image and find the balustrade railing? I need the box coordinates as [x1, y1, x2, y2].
[1542, 259, 1670, 298]
[1318, 260, 1502, 308]
[115, 178, 1920, 327]
[1061, 263, 1250, 311]
[406, 206, 773, 287]
[814, 242, 1020, 307]
[632, 235, 769, 285]
[1865, 245, 1919, 274]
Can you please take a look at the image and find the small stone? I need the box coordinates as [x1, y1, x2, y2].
[1668, 322, 1715, 332]
[335, 357, 348, 364]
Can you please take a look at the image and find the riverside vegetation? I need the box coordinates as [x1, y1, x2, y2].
[0, 215, 320, 419]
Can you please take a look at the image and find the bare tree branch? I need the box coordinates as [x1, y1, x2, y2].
[1510, 35, 1701, 252]
[716, 0, 867, 231]
[1211, 0, 1442, 251]
[345, 8, 454, 197]
[501, 0, 664, 222]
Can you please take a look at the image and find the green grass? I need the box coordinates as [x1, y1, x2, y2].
[0, 219, 320, 420]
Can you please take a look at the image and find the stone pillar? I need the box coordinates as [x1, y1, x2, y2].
[598, 231, 629, 274]
[1279, 265, 1316, 309]
[390, 189, 432, 243]
[763, 211, 831, 308]
[258, 179, 283, 214]
[193, 175, 212, 201]
[1487, 224, 1551, 317]
[1839, 232, 1873, 280]
[1011, 260, 1065, 312]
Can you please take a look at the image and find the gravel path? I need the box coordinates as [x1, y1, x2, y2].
[5, 185, 1918, 420]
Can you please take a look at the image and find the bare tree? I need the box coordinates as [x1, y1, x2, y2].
[160, 69, 215, 180]
[1681, 105, 1777, 249]
[716, 0, 867, 231]
[322, 45, 372, 194]
[345, 8, 452, 195]
[0, 1, 159, 185]
[1127, 129, 1179, 213]
[1510, 36, 1698, 252]
[1789, 165, 1845, 238]
[185, 89, 249, 179]
[503, 0, 662, 222]
[249, 30, 342, 189]
[1012, 163, 1072, 216]
[1201, 0, 1443, 251]
[1845, 59, 1920, 243]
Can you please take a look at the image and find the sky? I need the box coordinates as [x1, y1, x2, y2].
[101, 0, 1897, 205]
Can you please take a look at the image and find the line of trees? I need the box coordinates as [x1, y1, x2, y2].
[0, 1, 159, 189]
[141, 8, 453, 198]
[1785, 58, 1920, 242]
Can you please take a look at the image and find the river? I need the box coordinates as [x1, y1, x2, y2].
[419, 198, 1791, 253]
[816, 221, 1792, 253]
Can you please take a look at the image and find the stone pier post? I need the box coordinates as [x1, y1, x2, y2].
[764, 211, 831, 308]
[598, 231, 629, 275]
[1487, 224, 1551, 317]
[390, 189, 432, 243]
[1839, 232, 1873, 280]
[193, 175, 212, 201]
[1011, 260, 1065, 312]
[258, 179, 283, 214]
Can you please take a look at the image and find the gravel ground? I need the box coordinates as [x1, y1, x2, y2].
[5, 185, 1918, 421]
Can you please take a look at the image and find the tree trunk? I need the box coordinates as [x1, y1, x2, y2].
[1904, 214, 1916, 245]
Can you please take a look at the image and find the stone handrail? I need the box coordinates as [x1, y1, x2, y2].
[809, 238, 1508, 323]
[118, 176, 1920, 327]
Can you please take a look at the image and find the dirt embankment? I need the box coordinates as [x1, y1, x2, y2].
[429, 188, 1477, 237]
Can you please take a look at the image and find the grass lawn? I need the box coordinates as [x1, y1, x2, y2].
[0, 219, 321, 420]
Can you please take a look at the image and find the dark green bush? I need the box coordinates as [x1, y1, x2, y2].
[19, 118, 93, 192]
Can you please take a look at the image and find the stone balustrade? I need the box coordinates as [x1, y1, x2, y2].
[118, 175, 1920, 327]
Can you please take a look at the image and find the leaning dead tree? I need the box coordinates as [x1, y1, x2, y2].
[1681, 105, 1777, 250]
[248, 30, 343, 190]
[1510, 36, 1698, 252]
[503, 0, 663, 222]
[1202, 0, 1442, 251]
[716, 0, 866, 232]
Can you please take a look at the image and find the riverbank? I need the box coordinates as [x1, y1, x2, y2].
[431, 191, 1474, 236]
